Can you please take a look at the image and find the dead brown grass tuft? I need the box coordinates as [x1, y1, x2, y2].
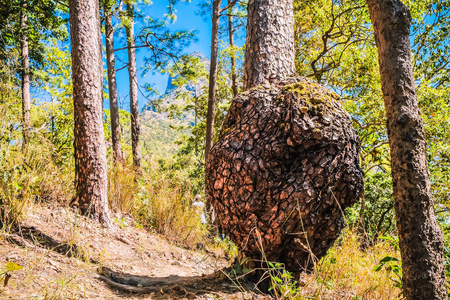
[264, 228, 402, 299]
[107, 157, 208, 249]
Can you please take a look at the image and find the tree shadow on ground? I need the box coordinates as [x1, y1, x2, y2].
[7, 226, 92, 263]
[98, 266, 266, 299]
[6, 225, 269, 298]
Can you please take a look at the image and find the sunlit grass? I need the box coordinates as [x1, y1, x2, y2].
[0, 132, 404, 299]
[0, 135, 74, 229]
[107, 156, 208, 248]
[264, 228, 402, 299]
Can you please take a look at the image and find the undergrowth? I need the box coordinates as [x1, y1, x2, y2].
[0, 132, 209, 249]
[0, 136, 73, 230]
[309, 229, 402, 299]
[248, 228, 402, 299]
[0, 130, 424, 299]
[108, 156, 209, 248]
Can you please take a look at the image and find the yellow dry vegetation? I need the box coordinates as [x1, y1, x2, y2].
[295, 228, 402, 299]
[107, 157, 208, 248]
[0, 132, 403, 299]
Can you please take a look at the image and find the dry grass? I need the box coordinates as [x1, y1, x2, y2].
[107, 163, 137, 213]
[107, 157, 208, 249]
[314, 230, 400, 299]
[1, 134, 208, 250]
[1, 133, 403, 299]
[264, 228, 402, 299]
[0, 136, 74, 229]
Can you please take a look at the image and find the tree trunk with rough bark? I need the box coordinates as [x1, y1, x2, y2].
[20, 0, 30, 147]
[206, 78, 363, 272]
[206, 0, 363, 274]
[243, 0, 296, 90]
[367, 0, 446, 298]
[228, 1, 238, 98]
[125, 0, 140, 169]
[104, 0, 123, 164]
[204, 0, 221, 164]
[69, 0, 111, 225]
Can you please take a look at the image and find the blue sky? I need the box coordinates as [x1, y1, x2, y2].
[112, 0, 245, 111]
[32, 0, 246, 112]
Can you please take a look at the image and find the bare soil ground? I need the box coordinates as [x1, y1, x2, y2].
[0, 204, 266, 299]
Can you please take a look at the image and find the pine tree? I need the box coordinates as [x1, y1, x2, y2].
[125, 0, 141, 170]
[243, 0, 296, 89]
[206, 0, 363, 275]
[204, 0, 221, 163]
[103, 0, 123, 164]
[19, 0, 30, 147]
[69, 0, 111, 225]
[367, 0, 446, 298]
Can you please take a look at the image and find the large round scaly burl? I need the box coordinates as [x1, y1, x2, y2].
[206, 77, 363, 272]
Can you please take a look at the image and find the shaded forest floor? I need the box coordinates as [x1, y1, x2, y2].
[0, 203, 264, 299]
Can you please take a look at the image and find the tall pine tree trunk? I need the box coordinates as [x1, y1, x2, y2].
[367, 0, 446, 298]
[125, 0, 140, 169]
[244, 0, 296, 90]
[228, 1, 238, 97]
[104, 0, 122, 164]
[20, 0, 30, 146]
[204, 0, 221, 163]
[69, 0, 111, 225]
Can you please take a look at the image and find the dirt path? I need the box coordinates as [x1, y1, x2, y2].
[0, 204, 266, 299]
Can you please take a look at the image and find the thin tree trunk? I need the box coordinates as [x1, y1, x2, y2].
[243, 0, 296, 90]
[100, 12, 104, 114]
[228, 1, 238, 97]
[69, 0, 111, 226]
[357, 190, 368, 248]
[357, 156, 368, 248]
[104, 0, 123, 164]
[194, 83, 198, 157]
[204, 0, 221, 164]
[125, 0, 140, 170]
[51, 94, 55, 140]
[20, 1, 31, 147]
[367, 0, 446, 298]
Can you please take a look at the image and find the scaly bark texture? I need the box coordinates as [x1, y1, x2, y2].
[104, 0, 122, 164]
[206, 77, 363, 272]
[367, 0, 446, 298]
[20, 0, 30, 146]
[69, 0, 111, 225]
[204, 0, 221, 164]
[228, 1, 238, 97]
[125, 0, 140, 169]
[243, 0, 296, 90]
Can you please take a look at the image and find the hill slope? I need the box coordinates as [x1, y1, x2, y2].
[0, 204, 260, 299]
[139, 52, 209, 159]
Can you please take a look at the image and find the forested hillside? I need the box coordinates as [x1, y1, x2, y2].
[0, 0, 449, 299]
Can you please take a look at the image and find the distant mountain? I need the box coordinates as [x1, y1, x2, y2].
[139, 52, 209, 158]
[164, 51, 210, 95]
[142, 52, 209, 114]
